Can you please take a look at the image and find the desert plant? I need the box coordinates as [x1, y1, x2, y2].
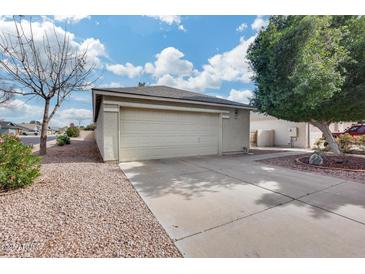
[66, 126, 80, 138]
[313, 138, 325, 151]
[56, 135, 71, 146]
[0, 134, 41, 191]
[84, 123, 96, 131]
[355, 135, 365, 152]
[336, 133, 354, 153]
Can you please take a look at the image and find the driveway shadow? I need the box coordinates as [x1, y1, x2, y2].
[121, 155, 365, 222]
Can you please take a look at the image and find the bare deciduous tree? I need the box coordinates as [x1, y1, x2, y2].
[0, 17, 97, 155]
[0, 90, 12, 104]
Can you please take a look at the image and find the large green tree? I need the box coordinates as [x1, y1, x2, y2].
[247, 16, 365, 155]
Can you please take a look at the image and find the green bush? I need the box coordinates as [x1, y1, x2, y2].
[355, 135, 365, 152]
[56, 134, 71, 146]
[66, 126, 80, 137]
[336, 133, 354, 153]
[0, 134, 41, 191]
[313, 137, 325, 151]
[84, 123, 96, 131]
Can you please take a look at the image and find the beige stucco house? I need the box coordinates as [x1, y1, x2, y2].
[250, 112, 354, 148]
[92, 86, 254, 162]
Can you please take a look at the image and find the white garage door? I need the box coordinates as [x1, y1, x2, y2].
[119, 107, 219, 161]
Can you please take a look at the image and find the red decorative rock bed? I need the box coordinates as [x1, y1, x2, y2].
[296, 155, 365, 172]
[258, 154, 365, 184]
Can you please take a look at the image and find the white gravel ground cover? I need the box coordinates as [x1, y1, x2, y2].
[0, 132, 181, 257]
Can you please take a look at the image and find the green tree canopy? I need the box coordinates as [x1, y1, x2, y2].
[247, 16, 365, 154]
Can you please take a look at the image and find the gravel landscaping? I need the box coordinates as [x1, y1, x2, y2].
[0, 132, 181, 258]
[259, 154, 365, 184]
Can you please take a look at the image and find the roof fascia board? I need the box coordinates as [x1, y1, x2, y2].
[92, 89, 256, 110]
[103, 100, 230, 114]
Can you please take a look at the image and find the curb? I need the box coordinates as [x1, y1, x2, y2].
[32, 140, 57, 153]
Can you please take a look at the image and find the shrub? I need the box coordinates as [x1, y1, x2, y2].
[0, 134, 41, 191]
[313, 138, 325, 151]
[84, 123, 96, 131]
[336, 133, 354, 153]
[56, 134, 71, 146]
[355, 135, 365, 152]
[66, 126, 80, 137]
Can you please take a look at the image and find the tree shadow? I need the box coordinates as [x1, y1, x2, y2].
[121, 154, 365, 222]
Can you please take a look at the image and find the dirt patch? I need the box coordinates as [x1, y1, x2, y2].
[0, 135, 181, 258]
[258, 154, 365, 184]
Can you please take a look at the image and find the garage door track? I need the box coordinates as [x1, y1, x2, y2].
[120, 152, 365, 257]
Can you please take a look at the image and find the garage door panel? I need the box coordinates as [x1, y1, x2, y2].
[121, 121, 217, 134]
[120, 108, 219, 161]
[120, 144, 217, 161]
[120, 135, 218, 148]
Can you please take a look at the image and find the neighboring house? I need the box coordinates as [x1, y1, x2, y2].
[0, 120, 24, 135]
[250, 112, 354, 148]
[20, 122, 41, 135]
[92, 85, 254, 162]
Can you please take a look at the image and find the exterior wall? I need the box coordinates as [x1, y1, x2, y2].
[222, 109, 250, 152]
[250, 118, 309, 148]
[97, 95, 251, 161]
[95, 103, 119, 162]
[95, 103, 104, 159]
[251, 113, 356, 149]
[103, 105, 119, 161]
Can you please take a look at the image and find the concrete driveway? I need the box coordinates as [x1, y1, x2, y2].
[120, 151, 365, 257]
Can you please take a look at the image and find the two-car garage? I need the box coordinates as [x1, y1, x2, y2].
[93, 86, 253, 162]
[120, 108, 220, 161]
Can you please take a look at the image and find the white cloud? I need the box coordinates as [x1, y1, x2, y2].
[149, 15, 181, 25]
[226, 89, 253, 104]
[54, 15, 90, 23]
[52, 108, 92, 127]
[236, 23, 248, 32]
[147, 36, 255, 91]
[0, 98, 93, 126]
[106, 63, 143, 78]
[0, 98, 43, 124]
[80, 38, 106, 67]
[145, 47, 193, 77]
[101, 82, 124, 88]
[69, 93, 91, 103]
[0, 98, 42, 115]
[251, 16, 269, 32]
[178, 25, 186, 32]
[147, 15, 185, 31]
[0, 17, 107, 69]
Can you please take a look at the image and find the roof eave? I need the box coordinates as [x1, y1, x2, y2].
[92, 88, 256, 117]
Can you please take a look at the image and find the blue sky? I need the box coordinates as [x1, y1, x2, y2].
[0, 15, 268, 127]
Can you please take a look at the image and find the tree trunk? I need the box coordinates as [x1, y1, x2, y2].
[39, 99, 50, 155]
[310, 120, 342, 155]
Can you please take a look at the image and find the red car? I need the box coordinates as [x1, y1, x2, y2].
[332, 124, 365, 138]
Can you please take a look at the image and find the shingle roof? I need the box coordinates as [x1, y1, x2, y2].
[0, 121, 24, 129]
[93, 85, 253, 108]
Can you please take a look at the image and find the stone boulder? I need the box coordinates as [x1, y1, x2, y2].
[309, 153, 324, 166]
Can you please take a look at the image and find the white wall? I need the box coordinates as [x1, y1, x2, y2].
[250, 118, 308, 148]
[222, 109, 250, 152]
[97, 95, 251, 161]
[95, 103, 104, 159]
